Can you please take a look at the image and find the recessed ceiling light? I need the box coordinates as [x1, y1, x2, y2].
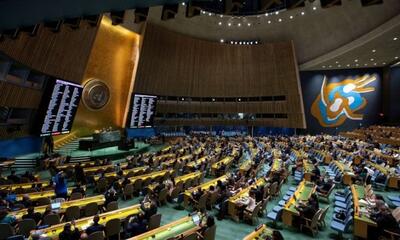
[374, 63, 377, 65]
[313, 6, 317, 10]
[275, 11, 279, 15]
[278, 18, 282, 22]
[364, 63, 368, 66]
[372, 49, 376, 53]
[383, 62, 386, 65]
[247, 23, 251, 26]
[329, 65, 332, 68]
[181, 2, 186, 6]
[290, 16, 293, 19]
[208, 13, 212, 16]
[238, 23, 241, 27]
[322, 66, 326, 68]
[394, 37, 398, 41]
[218, 22, 222, 25]
[265, 13, 269, 16]
[338, 64, 341, 67]
[335, 61, 339, 64]
[354, 59, 358, 62]
[347, 64, 350, 67]
[228, 23, 232, 26]
[220, 39, 224, 43]
[395, 56, 399, 60]
[370, 58, 374, 61]
[220, 15, 223, 18]
[356, 64, 359, 66]
[268, 20, 271, 24]
[301, 11, 305, 15]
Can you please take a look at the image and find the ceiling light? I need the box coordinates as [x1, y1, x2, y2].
[364, 63, 368, 66]
[238, 23, 241, 27]
[247, 23, 251, 26]
[356, 64, 359, 66]
[238, 98, 241, 101]
[212, 98, 215, 101]
[395, 56, 399, 60]
[278, 18, 282, 22]
[218, 22, 222, 26]
[220, 39, 224, 43]
[313, 6, 317, 10]
[268, 20, 271, 24]
[255, 41, 258, 44]
[354, 59, 358, 62]
[347, 64, 350, 67]
[335, 61, 339, 64]
[275, 11, 279, 15]
[322, 66, 326, 68]
[374, 63, 377, 65]
[228, 23, 232, 26]
[370, 58, 374, 61]
[208, 13, 212, 16]
[372, 49, 376, 53]
[181, 2, 185, 6]
[290, 16, 293, 19]
[394, 37, 398, 41]
[220, 15, 223, 18]
[338, 64, 341, 67]
[329, 65, 332, 68]
[383, 62, 386, 65]
[301, 11, 305, 15]
[265, 13, 269, 16]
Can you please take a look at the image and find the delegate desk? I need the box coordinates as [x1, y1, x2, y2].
[0, 160, 15, 169]
[161, 154, 193, 169]
[186, 156, 209, 170]
[130, 214, 202, 240]
[13, 195, 105, 220]
[282, 181, 316, 226]
[175, 172, 203, 185]
[367, 161, 400, 189]
[0, 180, 49, 191]
[128, 170, 174, 186]
[184, 175, 228, 208]
[243, 224, 273, 240]
[228, 178, 266, 217]
[352, 185, 377, 239]
[239, 159, 253, 174]
[32, 205, 142, 240]
[333, 161, 355, 185]
[302, 160, 315, 182]
[79, 130, 121, 151]
[269, 159, 283, 176]
[16, 187, 79, 201]
[82, 163, 129, 175]
[93, 166, 148, 181]
[211, 156, 234, 176]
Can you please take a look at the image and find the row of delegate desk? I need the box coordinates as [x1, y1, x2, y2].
[351, 184, 377, 239]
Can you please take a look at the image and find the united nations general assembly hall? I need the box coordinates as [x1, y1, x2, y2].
[0, 1, 399, 240]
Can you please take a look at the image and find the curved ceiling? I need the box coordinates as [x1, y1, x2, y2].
[124, 0, 400, 69]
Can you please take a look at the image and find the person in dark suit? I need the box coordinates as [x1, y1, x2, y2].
[22, 207, 42, 224]
[85, 215, 105, 235]
[59, 222, 80, 240]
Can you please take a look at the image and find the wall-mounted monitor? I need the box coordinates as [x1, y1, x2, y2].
[36, 79, 83, 137]
[128, 94, 157, 128]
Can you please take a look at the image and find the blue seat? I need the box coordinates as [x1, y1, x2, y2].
[273, 205, 283, 212]
[392, 201, 400, 207]
[283, 195, 291, 201]
[331, 215, 353, 234]
[278, 200, 286, 207]
[289, 187, 296, 192]
[334, 201, 349, 209]
[388, 195, 400, 202]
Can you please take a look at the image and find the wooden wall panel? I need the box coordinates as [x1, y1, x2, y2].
[135, 23, 306, 128]
[0, 81, 42, 108]
[0, 23, 98, 83]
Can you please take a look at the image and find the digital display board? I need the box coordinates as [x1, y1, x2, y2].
[128, 94, 157, 128]
[37, 79, 83, 137]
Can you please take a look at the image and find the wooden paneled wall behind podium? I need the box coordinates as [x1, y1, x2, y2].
[134, 23, 306, 128]
[71, 17, 140, 137]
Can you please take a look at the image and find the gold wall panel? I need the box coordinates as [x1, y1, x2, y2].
[72, 16, 140, 137]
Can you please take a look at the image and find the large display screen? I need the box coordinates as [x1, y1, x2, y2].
[128, 94, 157, 128]
[37, 79, 83, 137]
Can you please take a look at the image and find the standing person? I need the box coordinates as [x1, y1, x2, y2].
[53, 171, 68, 199]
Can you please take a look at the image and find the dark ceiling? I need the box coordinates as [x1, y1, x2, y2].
[0, 0, 211, 30]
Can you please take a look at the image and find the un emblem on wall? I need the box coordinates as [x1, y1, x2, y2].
[82, 79, 110, 111]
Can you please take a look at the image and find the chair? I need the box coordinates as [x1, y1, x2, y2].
[330, 214, 353, 239]
[203, 225, 217, 240]
[96, 178, 108, 193]
[383, 229, 400, 240]
[193, 193, 208, 212]
[182, 233, 198, 240]
[158, 188, 168, 205]
[142, 178, 152, 187]
[64, 206, 81, 221]
[133, 179, 143, 194]
[269, 182, 279, 198]
[123, 184, 134, 200]
[36, 197, 51, 206]
[105, 218, 121, 240]
[17, 219, 36, 237]
[0, 224, 15, 240]
[70, 192, 83, 200]
[318, 206, 330, 228]
[148, 214, 162, 230]
[300, 209, 322, 237]
[317, 184, 335, 203]
[43, 213, 61, 226]
[84, 202, 99, 217]
[243, 202, 262, 225]
[106, 201, 118, 212]
[259, 198, 269, 217]
[88, 231, 105, 240]
[183, 179, 192, 190]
